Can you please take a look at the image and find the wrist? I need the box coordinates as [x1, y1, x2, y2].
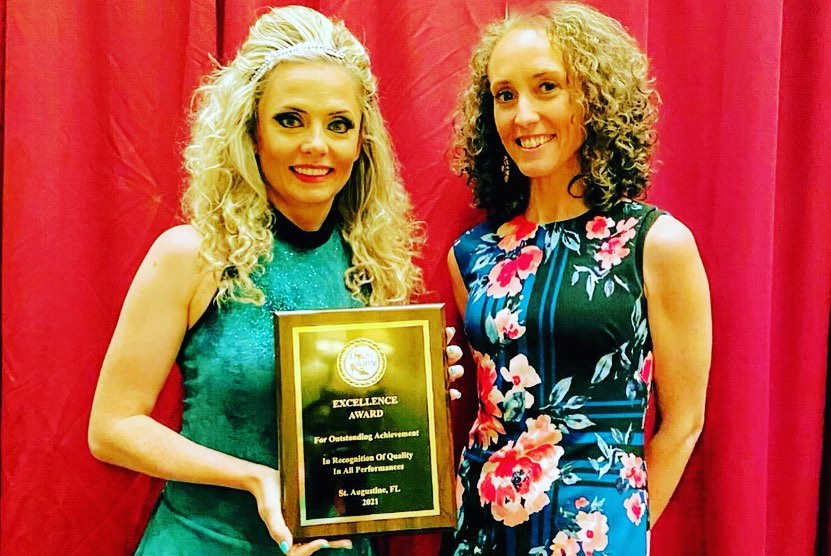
[241, 462, 277, 494]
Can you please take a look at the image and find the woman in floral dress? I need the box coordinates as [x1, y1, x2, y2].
[445, 2, 711, 554]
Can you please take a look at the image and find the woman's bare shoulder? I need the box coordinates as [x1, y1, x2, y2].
[131, 224, 210, 297]
[152, 224, 203, 257]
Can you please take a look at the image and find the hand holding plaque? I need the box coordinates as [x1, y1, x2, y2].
[275, 304, 456, 540]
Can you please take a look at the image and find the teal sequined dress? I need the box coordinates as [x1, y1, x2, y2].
[136, 211, 374, 555]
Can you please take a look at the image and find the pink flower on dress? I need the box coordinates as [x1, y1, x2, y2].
[550, 531, 580, 556]
[469, 410, 506, 450]
[616, 217, 638, 243]
[586, 216, 615, 239]
[496, 215, 538, 251]
[468, 350, 505, 449]
[486, 246, 543, 298]
[473, 350, 503, 416]
[619, 452, 647, 488]
[575, 510, 609, 552]
[624, 492, 646, 525]
[638, 351, 654, 386]
[594, 235, 631, 270]
[493, 307, 526, 342]
[477, 415, 564, 526]
[574, 496, 590, 509]
[500, 354, 541, 408]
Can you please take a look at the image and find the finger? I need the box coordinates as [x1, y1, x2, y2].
[326, 539, 354, 550]
[448, 364, 464, 382]
[445, 326, 455, 344]
[446, 344, 463, 365]
[288, 539, 329, 556]
[450, 388, 461, 400]
[290, 538, 353, 555]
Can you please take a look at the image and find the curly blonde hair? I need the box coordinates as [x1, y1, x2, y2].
[452, 1, 660, 222]
[183, 6, 422, 306]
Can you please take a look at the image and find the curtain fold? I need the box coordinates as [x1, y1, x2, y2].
[2, 0, 829, 554]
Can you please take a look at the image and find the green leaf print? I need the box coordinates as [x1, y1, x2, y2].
[548, 377, 573, 406]
[561, 229, 581, 252]
[502, 390, 526, 422]
[591, 352, 614, 384]
[484, 314, 498, 344]
[564, 414, 595, 430]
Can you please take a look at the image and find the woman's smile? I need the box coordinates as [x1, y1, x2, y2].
[516, 134, 555, 149]
[291, 164, 334, 180]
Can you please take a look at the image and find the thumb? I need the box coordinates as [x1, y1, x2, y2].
[263, 510, 292, 554]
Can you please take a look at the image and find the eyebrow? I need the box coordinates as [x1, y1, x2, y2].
[278, 106, 356, 117]
[532, 70, 565, 79]
[490, 69, 566, 89]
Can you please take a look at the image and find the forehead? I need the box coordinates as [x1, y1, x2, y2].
[259, 61, 362, 113]
[487, 27, 567, 82]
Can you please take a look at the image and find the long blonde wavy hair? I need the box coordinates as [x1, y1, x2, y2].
[453, 1, 660, 222]
[182, 6, 422, 306]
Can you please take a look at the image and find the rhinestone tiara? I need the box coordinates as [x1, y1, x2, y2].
[252, 42, 346, 83]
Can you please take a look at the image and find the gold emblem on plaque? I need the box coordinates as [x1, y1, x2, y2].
[336, 338, 387, 387]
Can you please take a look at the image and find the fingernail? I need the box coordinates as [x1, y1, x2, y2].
[279, 540, 290, 554]
[447, 326, 455, 336]
[344, 541, 353, 549]
[321, 541, 330, 548]
[448, 345, 462, 358]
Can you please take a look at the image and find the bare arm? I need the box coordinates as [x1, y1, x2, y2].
[643, 215, 712, 525]
[88, 226, 303, 550]
[447, 247, 469, 316]
[446, 248, 470, 399]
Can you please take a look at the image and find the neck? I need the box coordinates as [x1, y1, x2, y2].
[270, 204, 338, 250]
[269, 197, 334, 232]
[525, 163, 588, 224]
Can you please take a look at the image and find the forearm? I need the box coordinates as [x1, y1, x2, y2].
[89, 414, 268, 493]
[644, 422, 701, 525]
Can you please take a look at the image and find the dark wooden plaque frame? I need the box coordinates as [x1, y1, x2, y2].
[274, 304, 456, 540]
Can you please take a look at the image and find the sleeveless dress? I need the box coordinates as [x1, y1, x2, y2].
[136, 211, 374, 555]
[447, 201, 664, 556]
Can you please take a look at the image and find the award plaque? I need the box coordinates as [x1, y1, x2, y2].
[274, 304, 456, 539]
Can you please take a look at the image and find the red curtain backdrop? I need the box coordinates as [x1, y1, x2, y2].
[3, 1, 830, 554]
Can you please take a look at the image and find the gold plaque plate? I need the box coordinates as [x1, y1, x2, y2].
[275, 304, 456, 540]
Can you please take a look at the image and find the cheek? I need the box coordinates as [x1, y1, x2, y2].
[493, 112, 513, 146]
[351, 138, 362, 163]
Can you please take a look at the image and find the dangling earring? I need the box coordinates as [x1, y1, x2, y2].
[502, 155, 510, 183]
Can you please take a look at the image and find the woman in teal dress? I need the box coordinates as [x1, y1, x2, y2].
[87, 7, 448, 555]
[445, 3, 711, 554]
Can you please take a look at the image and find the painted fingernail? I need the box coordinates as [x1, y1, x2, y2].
[279, 540, 290, 554]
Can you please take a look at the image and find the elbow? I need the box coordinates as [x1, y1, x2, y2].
[660, 411, 705, 449]
[689, 410, 705, 440]
[686, 419, 704, 449]
[87, 416, 117, 463]
[87, 423, 107, 461]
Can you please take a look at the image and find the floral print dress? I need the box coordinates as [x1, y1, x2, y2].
[448, 201, 664, 556]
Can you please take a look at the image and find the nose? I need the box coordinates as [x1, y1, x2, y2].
[514, 95, 540, 127]
[300, 124, 328, 155]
